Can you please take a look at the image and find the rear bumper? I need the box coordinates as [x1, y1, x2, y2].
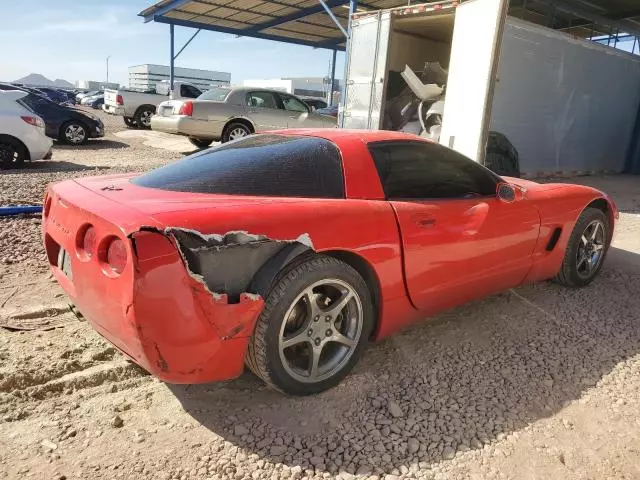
[103, 104, 125, 116]
[28, 136, 53, 161]
[42, 185, 263, 383]
[150, 115, 222, 140]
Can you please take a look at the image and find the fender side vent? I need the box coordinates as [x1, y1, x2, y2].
[546, 228, 562, 251]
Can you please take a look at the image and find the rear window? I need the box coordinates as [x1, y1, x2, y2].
[132, 135, 345, 198]
[197, 88, 231, 102]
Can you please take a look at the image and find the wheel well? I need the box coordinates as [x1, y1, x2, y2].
[0, 134, 30, 161]
[223, 118, 254, 136]
[135, 104, 156, 115]
[323, 250, 381, 338]
[587, 197, 612, 224]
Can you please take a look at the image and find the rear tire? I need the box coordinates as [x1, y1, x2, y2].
[246, 255, 374, 395]
[134, 106, 155, 129]
[188, 137, 213, 149]
[0, 140, 26, 169]
[554, 207, 610, 288]
[221, 122, 251, 143]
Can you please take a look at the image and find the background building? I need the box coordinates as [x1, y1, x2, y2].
[242, 76, 342, 101]
[76, 80, 120, 90]
[128, 64, 231, 90]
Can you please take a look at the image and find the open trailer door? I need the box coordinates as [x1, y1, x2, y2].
[341, 11, 392, 129]
[439, 0, 508, 163]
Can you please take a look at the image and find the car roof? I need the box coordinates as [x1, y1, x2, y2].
[267, 128, 428, 145]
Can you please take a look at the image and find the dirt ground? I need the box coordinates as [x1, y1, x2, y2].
[1, 111, 640, 480]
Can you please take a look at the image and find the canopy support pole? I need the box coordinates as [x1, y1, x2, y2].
[170, 24, 175, 94]
[329, 49, 337, 106]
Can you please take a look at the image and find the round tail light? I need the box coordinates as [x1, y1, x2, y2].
[43, 195, 52, 218]
[76, 225, 96, 260]
[106, 238, 127, 275]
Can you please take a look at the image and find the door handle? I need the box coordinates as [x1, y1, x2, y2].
[249, 109, 258, 113]
[413, 215, 436, 227]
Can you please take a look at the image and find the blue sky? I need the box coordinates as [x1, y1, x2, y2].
[0, 0, 346, 85]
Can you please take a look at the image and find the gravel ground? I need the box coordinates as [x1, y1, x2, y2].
[1, 112, 640, 480]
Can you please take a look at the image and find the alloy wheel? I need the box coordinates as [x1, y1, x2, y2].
[278, 279, 363, 384]
[228, 127, 248, 141]
[65, 124, 86, 144]
[576, 219, 606, 279]
[140, 110, 152, 127]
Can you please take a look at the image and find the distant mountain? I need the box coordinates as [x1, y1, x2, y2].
[12, 73, 73, 88]
[53, 78, 74, 88]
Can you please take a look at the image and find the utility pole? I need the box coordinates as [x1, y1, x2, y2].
[106, 56, 111, 85]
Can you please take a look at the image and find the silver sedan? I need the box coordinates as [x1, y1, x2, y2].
[151, 86, 337, 148]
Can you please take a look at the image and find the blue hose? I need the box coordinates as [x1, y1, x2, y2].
[0, 205, 43, 216]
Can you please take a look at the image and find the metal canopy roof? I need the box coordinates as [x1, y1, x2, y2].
[139, 0, 640, 52]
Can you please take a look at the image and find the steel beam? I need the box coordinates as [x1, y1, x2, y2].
[319, 0, 349, 37]
[154, 16, 345, 50]
[533, 0, 640, 38]
[174, 28, 202, 59]
[245, 0, 349, 32]
[141, 0, 191, 23]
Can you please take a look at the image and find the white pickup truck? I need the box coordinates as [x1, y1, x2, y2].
[103, 81, 203, 128]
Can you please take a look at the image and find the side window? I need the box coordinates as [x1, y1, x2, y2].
[280, 94, 309, 113]
[180, 84, 201, 98]
[246, 91, 279, 109]
[368, 141, 498, 199]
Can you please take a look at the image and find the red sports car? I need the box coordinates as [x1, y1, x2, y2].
[42, 129, 617, 395]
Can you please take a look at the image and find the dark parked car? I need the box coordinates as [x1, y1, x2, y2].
[88, 94, 104, 109]
[315, 105, 338, 117]
[34, 87, 74, 105]
[18, 93, 104, 145]
[301, 97, 328, 111]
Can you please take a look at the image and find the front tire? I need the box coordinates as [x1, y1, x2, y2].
[221, 122, 251, 143]
[60, 121, 88, 145]
[247, 255, 374, 395]
[554, 207, 610, 288]
[188, 137, 213, 149]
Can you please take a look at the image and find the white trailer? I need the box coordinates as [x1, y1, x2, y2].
[342, 0, 640, 177]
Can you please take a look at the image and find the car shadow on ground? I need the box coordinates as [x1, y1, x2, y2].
[1, 161, 112, 174]
[169, 246, 640, 476]
[54, 139, 130, 150]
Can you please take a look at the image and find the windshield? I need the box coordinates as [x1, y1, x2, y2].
[197, 87, 231, 102]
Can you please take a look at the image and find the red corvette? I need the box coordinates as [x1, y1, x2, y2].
[43, 129, 617, 395]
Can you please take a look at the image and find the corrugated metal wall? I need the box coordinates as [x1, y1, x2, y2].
[490, 18, 640, 177]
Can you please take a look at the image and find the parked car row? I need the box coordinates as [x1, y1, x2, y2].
[150, 86, 337, 148]
[0, 90, 52, 168]
[0, 85, 105, 168]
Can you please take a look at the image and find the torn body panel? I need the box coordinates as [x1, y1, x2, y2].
[107, 227, 313, 383]
[163, 228, 313, 302]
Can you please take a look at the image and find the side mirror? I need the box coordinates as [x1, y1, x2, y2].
[496, 182, 525, 203]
